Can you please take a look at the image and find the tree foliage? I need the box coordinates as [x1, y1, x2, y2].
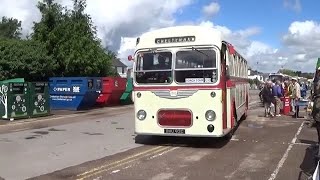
[0, 16, 22, 39]
[278, 68, 314, 79]
[0, 39, 55, 81]
[32, 0, 116, 77]
[0, 0, 117, 82]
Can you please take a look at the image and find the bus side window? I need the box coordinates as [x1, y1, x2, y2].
[228, 54, 234, 76]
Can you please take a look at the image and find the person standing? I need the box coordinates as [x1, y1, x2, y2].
[291, 78, 301, 118]
[272, 80, 283, 116]
[288, 81, 295, 113]
[262, 81, 274, 117]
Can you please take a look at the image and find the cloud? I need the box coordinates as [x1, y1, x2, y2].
[202, 1, 220, 18]
[0, 1, 318, 73]
[0, 0, 41, 36]
[283, 0, 302, 12]
[117, 37, 136, 67]
[0, 0, 193, 59]
[197, 20, 320, 73]
[280, 20, 320, 72]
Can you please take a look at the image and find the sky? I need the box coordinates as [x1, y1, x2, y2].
[1, 0, 320, 73]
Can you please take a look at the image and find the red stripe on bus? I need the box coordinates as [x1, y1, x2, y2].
[134, 79, 249, 91]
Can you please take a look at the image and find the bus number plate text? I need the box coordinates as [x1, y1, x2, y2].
[164, 129, 185, 134]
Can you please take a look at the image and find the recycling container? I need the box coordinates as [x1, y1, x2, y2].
[49, 77, 102, 110]
[96, 77, 127, 106]
[120, 78, 133, 105]
[28, 82, 50, 117]
[0, 82, 30, 120]
[0, 78, 25, 83]
[280, 96, 291, 115]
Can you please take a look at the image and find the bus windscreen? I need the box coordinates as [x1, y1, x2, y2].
[175, 49, 218, 83]
[135, 51, 173, 84]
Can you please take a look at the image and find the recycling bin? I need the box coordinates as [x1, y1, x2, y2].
[0, 82, 30, 120]
[49, 77, 102, 110]
[280, 96, 291, 115]
[96, 77, 127, 106]
[28, 82, 50, 117]
[120, 78, 133, 105]
[0, 78, 25, 83]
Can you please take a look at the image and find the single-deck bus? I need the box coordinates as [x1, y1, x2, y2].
[268, 73, 292, 83]
[129, 26, 249, 138]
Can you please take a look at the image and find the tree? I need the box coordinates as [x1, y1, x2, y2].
[32, 0, 116, 77]
[0, 39, 55, 81]
[278, 69, 296, 77]
[0, 16, 22, 39]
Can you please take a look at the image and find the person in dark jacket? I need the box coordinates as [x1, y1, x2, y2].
[262, 81, 275, 117]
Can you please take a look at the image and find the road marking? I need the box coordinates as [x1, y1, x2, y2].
[268, 121, 305, 180]
[77, 146, 164, 177]
[294, 142, 313, 146]
[148, 146, 179, 160]
[77, 146, 178, 180]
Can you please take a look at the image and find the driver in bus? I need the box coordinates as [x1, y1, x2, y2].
[153, 54, 172, 83]
[154, 54, 170, 69]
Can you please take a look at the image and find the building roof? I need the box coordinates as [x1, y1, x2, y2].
[112, 58, 127, 67]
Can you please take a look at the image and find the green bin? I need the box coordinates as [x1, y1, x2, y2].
[120, 78, 133, 104]
[0, 82, 29, 120]
[28, 82, 50, 118]
[0, 78, 25, 83]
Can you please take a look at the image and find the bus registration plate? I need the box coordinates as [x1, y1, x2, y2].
[164, 129, 185, 134]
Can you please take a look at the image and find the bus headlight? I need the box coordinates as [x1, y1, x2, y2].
[205, 110, 216, 121]
[137, 110, 146, 120]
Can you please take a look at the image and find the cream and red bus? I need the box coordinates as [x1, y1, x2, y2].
[129, 26, 249, 138]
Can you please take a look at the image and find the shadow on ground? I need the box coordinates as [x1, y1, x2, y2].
[298, 144, 319, 180]
[135, 115, 246, 149]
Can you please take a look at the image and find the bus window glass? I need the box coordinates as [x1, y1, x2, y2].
[175, 49, 218, 83]
[269, 75, 283, 83]
[228, 53, 234, 76]
[135, 51, 173, 84]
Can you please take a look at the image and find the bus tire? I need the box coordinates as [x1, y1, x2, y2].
[224, 128, 234, 140]
[241, 95, 249, 121]
[224, 104, 237, 140]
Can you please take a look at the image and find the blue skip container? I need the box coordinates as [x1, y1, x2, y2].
[49, 77, 102, 110]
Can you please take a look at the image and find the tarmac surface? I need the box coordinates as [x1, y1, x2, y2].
[0, 90, 318, 180]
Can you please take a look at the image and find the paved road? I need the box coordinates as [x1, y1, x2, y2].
[0, 90, 318, 180]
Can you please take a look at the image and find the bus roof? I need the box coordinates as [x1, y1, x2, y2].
[136, 25, 224, 50]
